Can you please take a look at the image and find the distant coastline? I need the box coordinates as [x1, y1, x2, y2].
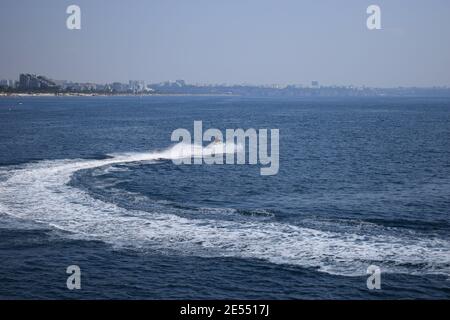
[2, 89, 450, 98]
[0, 92, 237, 98]
[2, 73, 450, 98]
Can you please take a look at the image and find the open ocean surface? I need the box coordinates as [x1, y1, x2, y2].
[0, 96, 449, 299]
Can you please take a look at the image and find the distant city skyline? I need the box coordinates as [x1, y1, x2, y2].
[3, 73, 450, 99]
[1, 0, 450, 87]
[3, 72, 450, 91]
[4, 72, 450, 90]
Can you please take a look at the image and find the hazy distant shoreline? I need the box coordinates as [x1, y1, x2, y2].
[0, 93, 237, 98]
[2, 89, 450, 99]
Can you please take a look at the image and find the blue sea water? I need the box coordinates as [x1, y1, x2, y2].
[0, 96, 449, 299]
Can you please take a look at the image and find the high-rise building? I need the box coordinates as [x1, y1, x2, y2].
[19, 74, 32, 89]
[129, 80, 146, 93]
[19, 74, 57, 90]
[111, 82, 129, 93]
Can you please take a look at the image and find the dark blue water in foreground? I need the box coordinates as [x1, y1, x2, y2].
[0, 96, 449, 299]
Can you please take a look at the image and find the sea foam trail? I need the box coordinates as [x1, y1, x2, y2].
[0, 144, 449, 277]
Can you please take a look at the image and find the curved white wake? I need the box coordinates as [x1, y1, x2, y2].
[0, 144, 449, 277]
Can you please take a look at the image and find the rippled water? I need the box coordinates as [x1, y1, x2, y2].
[0, 96, 449, 299]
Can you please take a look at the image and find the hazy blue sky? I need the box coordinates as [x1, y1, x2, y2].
[1, 0, 450, 87]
